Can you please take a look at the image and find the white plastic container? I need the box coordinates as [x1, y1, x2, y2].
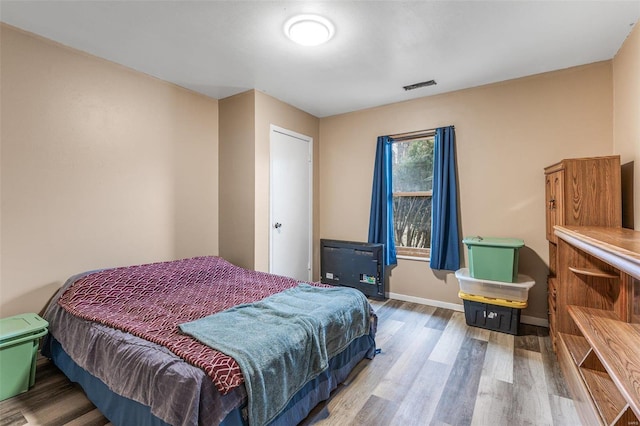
[455, 268, 535, 302]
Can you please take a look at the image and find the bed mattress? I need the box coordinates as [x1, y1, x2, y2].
[42, 257, 377, 426]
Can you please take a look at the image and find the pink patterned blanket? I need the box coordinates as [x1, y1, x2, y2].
[58, 256, 317, 395]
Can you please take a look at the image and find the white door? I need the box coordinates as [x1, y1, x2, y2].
[270, 125, 312, 281]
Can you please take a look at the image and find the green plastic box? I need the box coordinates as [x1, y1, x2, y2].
[462, 236, 525, 283]
[0, 313, 48, 401]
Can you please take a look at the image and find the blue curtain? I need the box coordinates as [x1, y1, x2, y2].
[430, 126, 460, 270]
[368, 136, 397, 265]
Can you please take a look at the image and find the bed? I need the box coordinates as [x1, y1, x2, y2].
[41, 256, 377, 426]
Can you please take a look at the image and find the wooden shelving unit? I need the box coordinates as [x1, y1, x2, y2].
[553, 226, 640, 426]
[560, 306, 640, 425]
[544, 156, 622, 349]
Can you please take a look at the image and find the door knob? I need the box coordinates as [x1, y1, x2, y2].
[274, 222, 282, 229]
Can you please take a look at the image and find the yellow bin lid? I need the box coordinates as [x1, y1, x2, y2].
[458, 291, 527, 309]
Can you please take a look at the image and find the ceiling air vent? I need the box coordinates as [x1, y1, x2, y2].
[403, 80, 437, 91]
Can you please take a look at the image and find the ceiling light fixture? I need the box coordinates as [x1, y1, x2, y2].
[284, 14, 334, 46]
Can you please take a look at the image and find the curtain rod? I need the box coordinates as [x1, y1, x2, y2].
[388, 125, 454, 141]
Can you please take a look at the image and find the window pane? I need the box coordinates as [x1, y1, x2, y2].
[391, 138, 434, 192]
[393, 196, 431, 249]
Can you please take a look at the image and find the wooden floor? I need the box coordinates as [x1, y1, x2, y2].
[0, 299, 579, 426]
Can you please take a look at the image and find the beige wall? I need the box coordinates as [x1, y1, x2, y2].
[319, 62, 614, 321]
[0, 25, 219, 317]
[218, 91, 256, 269]
[2, 20, 633, 323]
[254, 91, 320, 274]
[218, 90, 319, 273]
[613, 22, 640, 230]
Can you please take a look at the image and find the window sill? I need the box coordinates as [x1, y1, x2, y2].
[397, 254, 430, 262]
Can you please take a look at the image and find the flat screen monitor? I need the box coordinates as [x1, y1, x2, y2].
[320, 239, 386, 299]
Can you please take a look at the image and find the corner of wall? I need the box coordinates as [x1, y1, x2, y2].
[612, 20, 640, 230]
[218, 91, 256, 268]
[253, 91, 320, 274]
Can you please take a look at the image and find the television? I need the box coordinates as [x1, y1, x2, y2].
[320, 239, 386, 299]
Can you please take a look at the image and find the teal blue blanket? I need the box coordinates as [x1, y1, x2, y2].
[179, 283, 371, 426]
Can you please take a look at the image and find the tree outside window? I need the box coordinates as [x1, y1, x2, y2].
[391, 136, 434, 258]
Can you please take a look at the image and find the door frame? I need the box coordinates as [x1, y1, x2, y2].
[269, 124, 313, 281]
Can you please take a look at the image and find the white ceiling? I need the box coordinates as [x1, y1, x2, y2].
[1, 1, 639, 118]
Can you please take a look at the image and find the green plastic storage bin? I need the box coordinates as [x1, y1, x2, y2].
[0, 313, 48, 401]
[462, 236, 524, 283]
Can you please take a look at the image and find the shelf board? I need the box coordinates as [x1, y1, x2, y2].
[557, 334, 604, 425]
[561, 333, 591, 366]
[568, 266, 619, 279]
[555, 226, 640, 280]
[568, 305, 640, 420]
[580, 367, 630, 425]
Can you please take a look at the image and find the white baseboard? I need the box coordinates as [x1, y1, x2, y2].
[387, 292, 464, 312]
[387, 292, 549, 328]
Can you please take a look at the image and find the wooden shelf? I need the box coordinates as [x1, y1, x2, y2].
[568, 305, 640, 420]
[568, 266, 619, 279]
[579, 367, 630, 425]
[547, 221, 640, 425]
[555, 226, 640, 279]
[562, 333, 591, 366]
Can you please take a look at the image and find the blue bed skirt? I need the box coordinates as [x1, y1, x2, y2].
[43, 333, 375, 425]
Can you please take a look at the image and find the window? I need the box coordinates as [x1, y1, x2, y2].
[391, 135, 435, 258]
